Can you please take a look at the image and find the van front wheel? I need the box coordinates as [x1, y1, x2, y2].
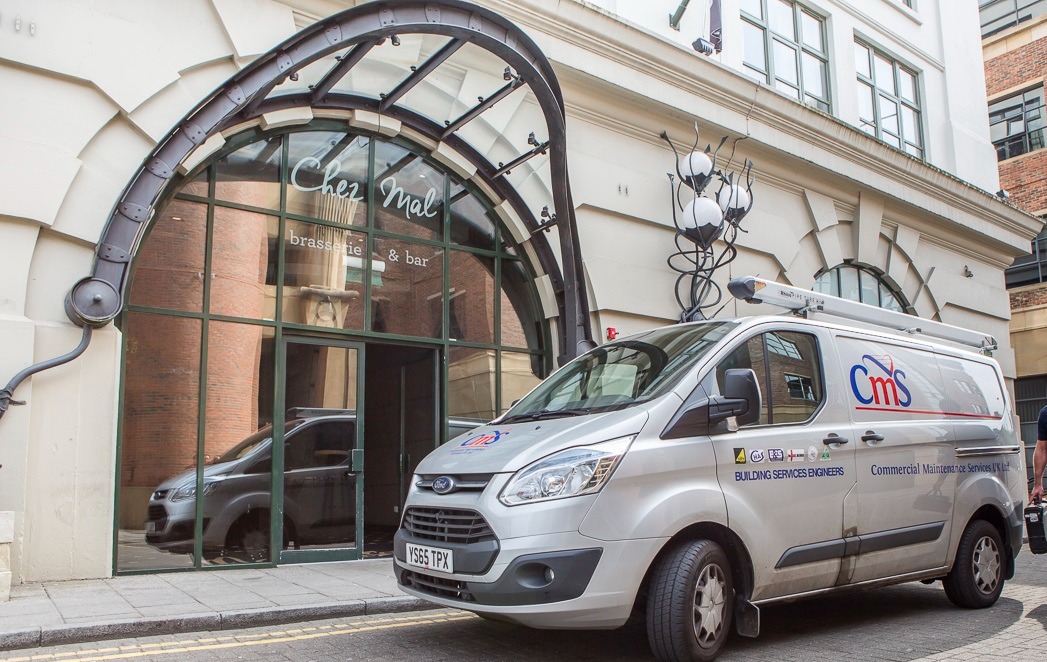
[647, 539, 733, 662]
[943, 519, 1004, 609]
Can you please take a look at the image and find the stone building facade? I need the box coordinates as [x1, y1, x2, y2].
[0, 0, 1039, 583]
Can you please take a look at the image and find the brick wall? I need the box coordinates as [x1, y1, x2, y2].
[998, 150, 1047, 212]
[984, 35, 1047, 97]
[1011, 284, 1047, 308]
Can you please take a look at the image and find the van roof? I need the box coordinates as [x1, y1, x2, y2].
[680, 315, 1000, 366]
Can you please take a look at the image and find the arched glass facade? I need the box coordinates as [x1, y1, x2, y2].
[813, 264, 909, 313]
[115, 125, 548, 572]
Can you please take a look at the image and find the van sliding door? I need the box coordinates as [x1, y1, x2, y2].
[838, 335, 954, 582]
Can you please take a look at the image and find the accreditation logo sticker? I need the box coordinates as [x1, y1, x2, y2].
[786, 448, 805, 462]
[807, 446, 818, 462]
[820, 447, 832, 461]
[748, 449, 766, 464]
[734, 448, 747, 464]
[768, 448, 785, 462]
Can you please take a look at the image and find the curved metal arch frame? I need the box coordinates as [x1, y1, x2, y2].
[66, 0, 591, 362]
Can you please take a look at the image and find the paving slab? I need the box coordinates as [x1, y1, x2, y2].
[0, 559, 418, 652]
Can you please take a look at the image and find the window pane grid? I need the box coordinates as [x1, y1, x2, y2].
[814, 264, 910, 312]
[989, 87, 1046, 160]
[856, 41, 923, 158]
[980, 0, 1047, 38]
[743, 0, 830, 112]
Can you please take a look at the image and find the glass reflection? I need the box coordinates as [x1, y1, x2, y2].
[215, 138, 281, 211]
[286, 132, 368, 225]
[373, 142, 445, 241]
[118, 313, 200, 571]
[500, 352, 544, 415]
[128, 199, 206, 313]
[210, 208, 278, 321]
[448, 250, 495, 344]
[283, 219, 366, 330]
[371, 237, 444, 337]
[449, 346, 497, 420]
[283, 342, 359, 551]
[501, 259, 540, 349]
[201, 323, 275, 564]
[450, 182, 497, 250]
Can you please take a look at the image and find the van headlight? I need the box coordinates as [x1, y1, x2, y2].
[499, 437, 633, 506]
[170, 478, 224, 502]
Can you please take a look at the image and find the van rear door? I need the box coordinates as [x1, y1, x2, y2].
[837, 334, 955, 583]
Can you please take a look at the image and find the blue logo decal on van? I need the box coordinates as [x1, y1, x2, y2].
[849, 354, 912, 409]
[459, 430, 509, 448]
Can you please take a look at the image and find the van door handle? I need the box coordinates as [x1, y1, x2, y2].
[861, 431, 885, 443]
[823, 434, 848, 445]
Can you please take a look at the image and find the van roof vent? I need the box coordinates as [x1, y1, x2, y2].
[727, 276, 997, 353]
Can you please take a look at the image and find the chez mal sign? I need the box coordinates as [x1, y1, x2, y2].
[288, 155, 439, 268]
[290, 155, 440, 220]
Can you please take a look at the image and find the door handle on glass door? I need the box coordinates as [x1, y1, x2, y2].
[823, 434, 849, 445]
[861, 431, 884, 443]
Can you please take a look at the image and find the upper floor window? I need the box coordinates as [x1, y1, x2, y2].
[989, 87, 1045, 160]
[980, 0, 1047, 38]
[813, 264, 909, 313]
[741, 0, 830, 112]
[854, 40, 923, 158]
[1005, 222, 1047, 288]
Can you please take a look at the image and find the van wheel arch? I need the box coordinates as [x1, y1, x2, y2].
[632, 523, 755, 628]
[957, 506, 1014, 581]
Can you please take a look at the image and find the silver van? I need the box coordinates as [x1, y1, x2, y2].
[146, 410, 482, 561]
[393, 277, 1024, 662]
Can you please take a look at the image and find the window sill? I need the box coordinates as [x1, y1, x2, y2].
[997, 147, 1047, 165]
[882, 0, 923, 26]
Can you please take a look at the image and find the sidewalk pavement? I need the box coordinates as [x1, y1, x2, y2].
[0, 559, 429, 651]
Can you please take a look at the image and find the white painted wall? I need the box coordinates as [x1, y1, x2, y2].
[578, 0, 998, 191]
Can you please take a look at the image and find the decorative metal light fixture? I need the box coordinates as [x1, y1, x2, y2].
[662, 124, 755, 322]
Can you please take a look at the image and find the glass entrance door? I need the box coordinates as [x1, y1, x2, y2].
[278, 337, 364, 562]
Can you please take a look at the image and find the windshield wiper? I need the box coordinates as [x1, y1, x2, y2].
[500, 408, 590, 423]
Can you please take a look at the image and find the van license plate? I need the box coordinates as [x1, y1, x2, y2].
[405, 543, 453, 573]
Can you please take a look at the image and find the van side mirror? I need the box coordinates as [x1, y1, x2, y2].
[661, 368, 762, 439]
[721, 368, 761, 427]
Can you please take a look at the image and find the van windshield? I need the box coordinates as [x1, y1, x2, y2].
[209, 421, 303, 464]
[502, 321, 735, 422]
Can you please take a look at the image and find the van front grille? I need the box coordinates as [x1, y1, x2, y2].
[401, 569, 474, 601]
[401, 507, 495, 544]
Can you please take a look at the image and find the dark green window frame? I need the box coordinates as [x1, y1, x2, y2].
[741, 0, 831, 112]
[854, 39, 924, 158]
[113, 123, 551, 574]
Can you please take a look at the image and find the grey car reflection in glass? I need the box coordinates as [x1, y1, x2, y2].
[144, 410, 482, 562]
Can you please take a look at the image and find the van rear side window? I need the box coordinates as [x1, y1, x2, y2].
[937, 357, 1005, 418]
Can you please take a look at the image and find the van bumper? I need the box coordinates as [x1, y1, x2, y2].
[394, 532, 666, 629]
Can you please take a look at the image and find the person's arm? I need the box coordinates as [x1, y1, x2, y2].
[1034, 439, 1047, 503]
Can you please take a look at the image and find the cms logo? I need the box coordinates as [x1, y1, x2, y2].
[459, 430, 508, 447]
[849, 355, 912, 407]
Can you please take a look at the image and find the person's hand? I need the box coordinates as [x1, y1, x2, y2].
[1032, 483, 1044, 504]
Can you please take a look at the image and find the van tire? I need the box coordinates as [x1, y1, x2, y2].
[943, 519, 1005, 609]
[647, 539, 733, 662]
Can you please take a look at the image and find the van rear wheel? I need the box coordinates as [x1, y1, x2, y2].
[647, 539, 733, 662]
[943, 519, 1004, 609]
